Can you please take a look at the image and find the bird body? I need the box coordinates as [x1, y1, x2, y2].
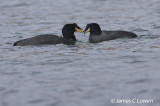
[13, 34, 66, 46]
[89, 30, 137, 43]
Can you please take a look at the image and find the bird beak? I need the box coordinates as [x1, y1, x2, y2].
[75, 27, 83, 33]
[84, 27, 90, 34]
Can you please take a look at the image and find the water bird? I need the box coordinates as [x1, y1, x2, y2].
[13, 23, 83, 46]
[84, 23, 137, 43]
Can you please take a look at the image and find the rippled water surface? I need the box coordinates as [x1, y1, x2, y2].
[0, 0, 160, 106]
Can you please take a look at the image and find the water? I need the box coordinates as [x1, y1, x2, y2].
[0, 0, 160, 106]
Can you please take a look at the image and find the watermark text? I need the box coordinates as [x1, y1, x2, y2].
[111, 98, 153, 104]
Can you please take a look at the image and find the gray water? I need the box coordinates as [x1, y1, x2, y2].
[0, 0, 160, 106]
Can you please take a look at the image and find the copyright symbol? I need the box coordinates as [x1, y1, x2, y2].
[111, 99, 115, 103]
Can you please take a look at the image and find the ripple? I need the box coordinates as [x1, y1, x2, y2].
[29, 99, 44, 104]
[2, 3, 30, 8]
[135, 89, 148, 94]
[4, 89, 19, 94]
[126, 79, 152, 84]
[0, 88, 5, 92]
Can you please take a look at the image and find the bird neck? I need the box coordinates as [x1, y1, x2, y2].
[90, 31, 102, 35]
[63, 34, 76, 41]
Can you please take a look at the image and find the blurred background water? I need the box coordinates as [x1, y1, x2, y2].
[0, 0, 160, 106]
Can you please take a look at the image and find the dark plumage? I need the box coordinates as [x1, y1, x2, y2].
[13, 23, 82, 46]
[84, 23, 137, 43]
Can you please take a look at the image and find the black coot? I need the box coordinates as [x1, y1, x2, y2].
[13, 23, 82, 46]
[84, 23, 137, 43]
